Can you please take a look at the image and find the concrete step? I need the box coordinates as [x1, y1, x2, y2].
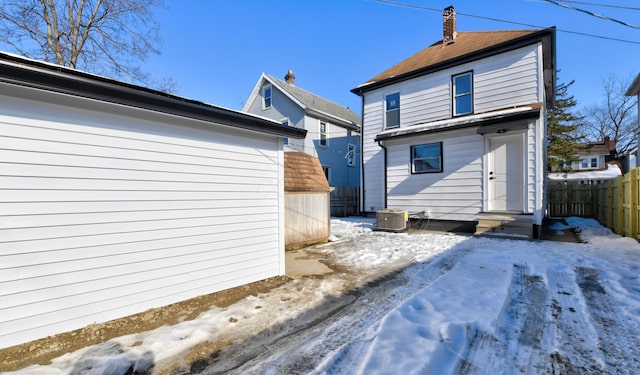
[475, 213, 534, 240]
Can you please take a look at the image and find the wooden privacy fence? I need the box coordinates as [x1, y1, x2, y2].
[330, 186, 360, 217]
[547, 167, 640, 241]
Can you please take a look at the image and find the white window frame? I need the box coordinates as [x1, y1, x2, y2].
[385, 92, 400, 129]
[320, 121, 328, 147]
[347, 143, 356, 167]
[281, 117, 290, 145]
[452, 71, 473, 116]
[411, 142, 443, 174]
[262, 84, 272, 109]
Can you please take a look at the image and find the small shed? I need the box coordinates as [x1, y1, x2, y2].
[284, 151, 331, 249]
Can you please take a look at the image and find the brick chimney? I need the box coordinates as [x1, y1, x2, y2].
[285, 69, 296, 85]
[443, 6, 456, 45]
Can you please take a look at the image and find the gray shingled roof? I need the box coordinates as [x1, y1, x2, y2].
[265, 73, 360, 128]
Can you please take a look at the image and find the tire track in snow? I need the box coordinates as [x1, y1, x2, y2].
[546, 268, 605, 374]
[444, 262, 557, 374]
[198, 247, 471, 375]
[576, 266, 640, 374]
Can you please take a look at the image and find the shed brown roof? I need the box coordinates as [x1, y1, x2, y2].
[284, 151, 330, 192]
[361, 30, 543, 88]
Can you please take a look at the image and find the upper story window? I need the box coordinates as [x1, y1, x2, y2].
[281, 118, 289, 145]
[452, 72, 473, 116]
[262, 84, 272, 109]
[385, 92, 400, 128]
[320, 122, 328, 147]
[411, 142, 443, 174]
[347, 143, 356, 167]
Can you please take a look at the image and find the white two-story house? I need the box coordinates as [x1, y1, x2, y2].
[352, 7, 556, 239]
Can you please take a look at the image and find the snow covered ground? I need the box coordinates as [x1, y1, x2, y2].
[7, 217, 640, 374]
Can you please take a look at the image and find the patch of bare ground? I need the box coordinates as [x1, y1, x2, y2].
[0, 276, 291, 373]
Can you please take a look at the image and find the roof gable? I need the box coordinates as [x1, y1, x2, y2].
[368, 31, 538, 83]
[246, 72, 360, 130]
[284, 151, 330, 192]
[353, 28, 556, 106]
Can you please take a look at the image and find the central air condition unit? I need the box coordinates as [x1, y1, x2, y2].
[376, 209, 408, 232]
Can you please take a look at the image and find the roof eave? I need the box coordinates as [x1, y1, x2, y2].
[625, 73, 640, 96]
[0, 54, 306, 139]
[375, 107, 540, 141]
[305, 107, 360, 131]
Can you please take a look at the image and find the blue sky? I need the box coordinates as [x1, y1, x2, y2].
[146, 0, 640, 114]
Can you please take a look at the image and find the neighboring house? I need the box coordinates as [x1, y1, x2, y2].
[284, 151, 331, 249]
[549, 137, 621, 183]
[351, 6, 555, 239]
[0, 52, 305, 349]
[243, 71, 361, 192]
[625, 73, 640, 169]
[574, 136, 618, 170]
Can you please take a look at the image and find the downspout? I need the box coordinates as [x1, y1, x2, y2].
[359, 91, 366, 215]
[377, 140, 388, 209]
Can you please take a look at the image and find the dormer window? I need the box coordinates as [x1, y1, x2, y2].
[262, 84, 272, 109]
[452, 72, 473, 116]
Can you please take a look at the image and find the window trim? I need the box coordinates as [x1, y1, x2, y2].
[262, 84, 272, 109]
[385, 92, 400, 129]
[319, 121, 328, 147]
[347, 143, 356, 167]
[322, 165, 330, 184]
[411, 142, 443, 174]
[452, 71, 473, 117]
[281, 117, 290, 145]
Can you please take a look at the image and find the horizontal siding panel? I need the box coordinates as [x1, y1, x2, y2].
[0, 189, 276, 202]
[0, 267, 278, 347]
[2, 236, 277, 283]
[1, 229, 278, 270]
[1, 248, 277, 308]
[0, 162, 276, 185]
[0, 206, 277, 230]
[2, 223, 278, 256]
[1, 212, 278, 243]
[0, 132, 276, 168]
[0, 262, 279, 338]
[0, 149, 277, 179]
[0, 199, 277, 215]
[0, 118, 275, 160]
[0, 175, 277, 192]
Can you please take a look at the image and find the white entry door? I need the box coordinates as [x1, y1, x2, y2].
[488, 134, 524, 212]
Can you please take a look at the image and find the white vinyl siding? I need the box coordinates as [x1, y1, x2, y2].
[0, 92, 284, 348]
[361, 43, 544, 216]
[362, 95, 386, 212]
[386, 129, 483, 221]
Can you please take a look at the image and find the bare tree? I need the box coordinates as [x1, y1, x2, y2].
[579, 74, 638, 154]
[0, 0, 171, 90]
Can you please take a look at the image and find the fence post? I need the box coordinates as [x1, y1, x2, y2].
[630, 168, 639, 240]
[616, 175, 624, 235]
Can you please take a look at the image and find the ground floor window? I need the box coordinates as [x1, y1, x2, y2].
[411, 142, 443, 173]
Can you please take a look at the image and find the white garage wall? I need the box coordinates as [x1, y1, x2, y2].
[0, 89, 284, 348]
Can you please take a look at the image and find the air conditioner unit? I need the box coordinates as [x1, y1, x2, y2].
[376, 209, 408, 232]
